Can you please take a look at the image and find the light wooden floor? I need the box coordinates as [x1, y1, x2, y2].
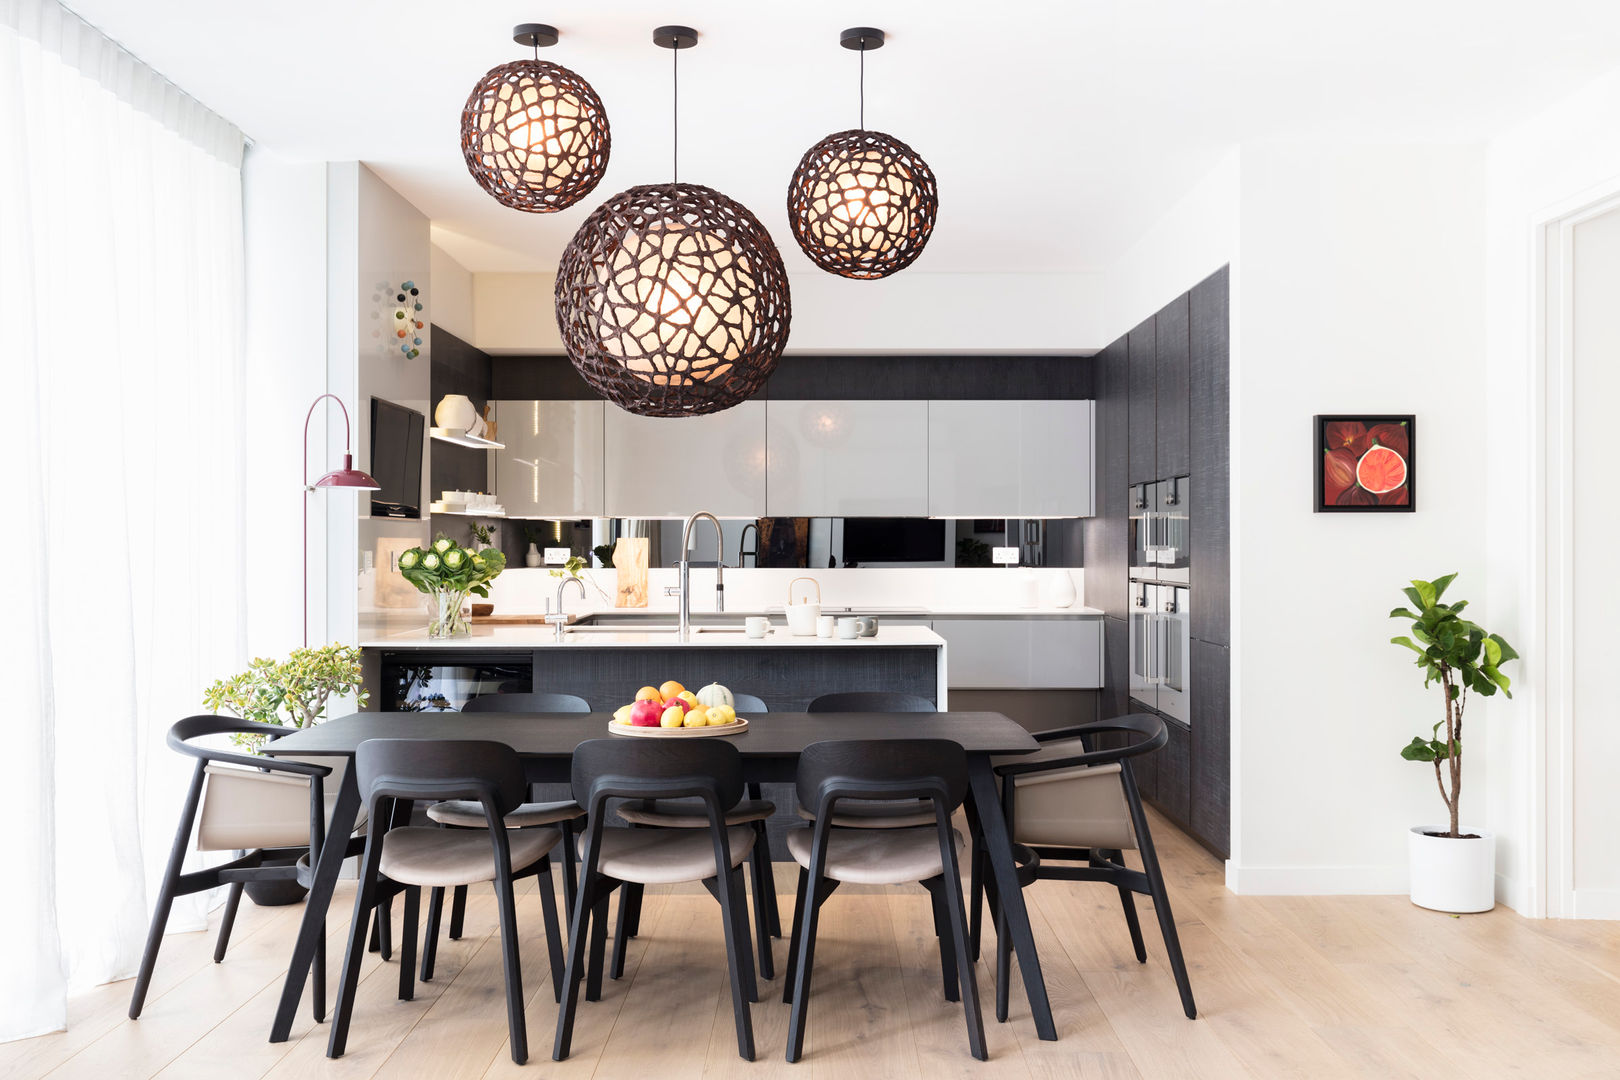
[8, 811, 1620, 1080]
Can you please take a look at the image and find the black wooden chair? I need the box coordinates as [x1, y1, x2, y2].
[129, 715, 370, 1021]
[801, 691, 939, 829]
[422, 690, 590, 977]
[977, 713, 1197, 1021]
[610, 692, 780, 978]
[782, 738, 985, 1062]
[554, 739, 760, 1062]
[328, 739, 567, 1065]
[806, 690, 935, 714]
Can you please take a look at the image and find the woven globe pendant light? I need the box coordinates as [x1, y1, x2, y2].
[554, 27, 790, 417]
[788, 28, 938, 279]
[461, 24, 610, 214]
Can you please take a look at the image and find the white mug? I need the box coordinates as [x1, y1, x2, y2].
[836, 616, 860, 639]
[745, 616, 771, 639]
[816, 615, 836, 638]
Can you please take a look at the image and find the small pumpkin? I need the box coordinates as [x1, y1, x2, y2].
[695, 682, 735, 709]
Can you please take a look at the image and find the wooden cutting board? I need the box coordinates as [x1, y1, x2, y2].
[614, 537, 649, 608]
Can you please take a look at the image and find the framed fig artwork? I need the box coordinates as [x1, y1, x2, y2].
[1314, 415, 1415, 512]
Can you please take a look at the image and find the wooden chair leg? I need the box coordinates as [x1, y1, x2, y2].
[968, 843, 984, 961]
[939, 850, 988, 1061]
[1121, 772, 1197, 1020]
[586, 893, 611, 1002]
[328, 838, 386, 1058]
[398, 886, 420, 1001]
[785, 872, 825, 1062]
[554, 871, 598, 1061]
[747, 835, 776, 979]
[494, 869, 529, 1065]
[995, 901, 1012, 1023]
[421, 887, 443, 981]
[925, 879, 959, 1003]
[535, 859, 566, 1002]
[213, 882, 244, 963]
[749, 818, 782, 939]
[312, 922, 327, 1023]
[371, 892, 393, 960]
[558, 818, 579, 918]
[623, 881, 645, 938]
[782, 867, 809, 1003]
[715, 867, 756, 1061]
[730, 864, 759, 1004]
[449, 884, 468, 939]
[609, 885, 632, 981]
[129, 763, 205, 1020]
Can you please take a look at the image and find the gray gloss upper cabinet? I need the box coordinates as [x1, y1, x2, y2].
[1155, 293, 1191, 479]
[493, 400, 604, 518]
[604, 401, 766, 518]
[766, 400, 928, 517]
[927, 400, 1094, 518]
[1128, 317, 1157, 485]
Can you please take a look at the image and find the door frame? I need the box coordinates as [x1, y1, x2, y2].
[1533, 183, 1620, 919]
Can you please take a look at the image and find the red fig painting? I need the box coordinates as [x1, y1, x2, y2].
[1316, 415, 1414, 512]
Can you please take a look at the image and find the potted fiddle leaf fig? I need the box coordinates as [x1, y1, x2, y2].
[1390, 573, 1518, 913]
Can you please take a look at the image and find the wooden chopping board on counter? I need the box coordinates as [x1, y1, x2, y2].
[614, 537, 649, 608]
[467, 613, 581, 625]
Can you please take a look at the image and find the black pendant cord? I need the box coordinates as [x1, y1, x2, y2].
[672, 41, 679, 183]
[859, 42, 866, 131]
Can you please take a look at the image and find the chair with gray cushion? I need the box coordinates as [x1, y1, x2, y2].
[328, 739, 566, 1065]
[129, 715, 371, 1022]
[419, 691, 590, 976]
[978, 713, 1196, 1021]
[782, 739, 985, 1062]
[554, 739, 760, 1063]
[610, 691, 779, 977]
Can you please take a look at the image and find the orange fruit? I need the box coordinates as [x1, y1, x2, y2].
[659, 680, 686, 700]
[635, 686, 663, 703]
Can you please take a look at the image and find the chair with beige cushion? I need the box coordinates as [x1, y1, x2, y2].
[782, 739, 985, 1062]
[417, 690, 590, 979]
[128, 715, 370, 1021]
[799, 691, 939, 829]
[327, 739, 566, 1065]
[554, 739, 760, 1063]
[608, 690, 779, 979]
[980, 713, 1196, 1021]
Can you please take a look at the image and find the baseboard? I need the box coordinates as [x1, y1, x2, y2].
[1224, 861, 1406, 895]
[1571, 888, 1620, 920]
[1495, 871, 1533, 916]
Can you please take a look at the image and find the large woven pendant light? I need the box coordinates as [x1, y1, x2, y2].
[555, 26, 791, 417]
[787, 28, 938, 279]
[461, 23, 610, 214]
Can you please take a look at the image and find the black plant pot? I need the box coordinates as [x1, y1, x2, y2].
[244, 856, 308, 906]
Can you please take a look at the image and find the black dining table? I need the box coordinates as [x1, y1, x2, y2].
[261, 710, 1058, 1042]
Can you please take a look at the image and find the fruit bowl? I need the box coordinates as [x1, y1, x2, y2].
[608, 716, 750, 739]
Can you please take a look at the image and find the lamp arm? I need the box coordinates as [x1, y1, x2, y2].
[303, 393, 357, 648]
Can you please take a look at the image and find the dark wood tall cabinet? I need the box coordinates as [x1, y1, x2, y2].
[1090, 265, 1230, 859]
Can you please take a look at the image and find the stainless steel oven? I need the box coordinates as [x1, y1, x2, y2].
[1129, 582, 1190, 725]
[1129, 477, 1191, 584]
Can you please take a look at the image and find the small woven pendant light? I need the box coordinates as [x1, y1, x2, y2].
[461, 23, 610, 214]
[787, 28, 938, 279]
[554, 26, 791, 417]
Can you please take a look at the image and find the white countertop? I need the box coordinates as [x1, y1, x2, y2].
[361, 624, 948, 650]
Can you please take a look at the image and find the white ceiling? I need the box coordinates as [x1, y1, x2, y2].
[64, 0, 1620, 274]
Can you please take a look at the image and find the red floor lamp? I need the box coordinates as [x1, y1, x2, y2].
[304, 394, 378, 646]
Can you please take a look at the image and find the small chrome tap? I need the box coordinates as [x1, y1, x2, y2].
[547, 575, 586, 641]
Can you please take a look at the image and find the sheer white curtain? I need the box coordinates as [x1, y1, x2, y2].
[0, 0, 246, 1041]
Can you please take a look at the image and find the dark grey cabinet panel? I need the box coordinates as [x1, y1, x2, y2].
[1189, 266, 1231, 647]
[1101, 615, 1128, 720]
[1190, 640, 1230, 857]
[1128, 317, 1157, 485]
[1155, 293, 1191, 480]
[1082, 336, 1130, 618]
[1155, 718, 1191, 825]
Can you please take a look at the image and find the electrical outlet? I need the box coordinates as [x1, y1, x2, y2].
[992, 546, 1019, 565]
[544, 547, 571, 566]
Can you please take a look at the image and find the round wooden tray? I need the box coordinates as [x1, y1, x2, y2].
[608, 716, 750, 739]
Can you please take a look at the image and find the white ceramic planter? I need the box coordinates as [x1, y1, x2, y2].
[1408, 825, 1495, 913]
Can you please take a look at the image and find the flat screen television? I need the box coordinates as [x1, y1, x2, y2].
[369, 397, 424, 518]
[841, 517, 947, 565]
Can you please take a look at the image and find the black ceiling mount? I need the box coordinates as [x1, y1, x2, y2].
[653, 25, 699, 50]
[512, 23, 559, 48]
[840, 27, 885, 51]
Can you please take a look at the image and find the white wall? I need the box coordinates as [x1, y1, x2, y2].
[471, 270, 1107, 354]
[429, 242, 473, 344]
[1483, 68, 1620, 915]
[242, 148, 327, 657]
[1227, 141, 1489, 895]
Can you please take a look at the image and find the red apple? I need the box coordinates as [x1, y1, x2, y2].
[630, 699, 665, 727]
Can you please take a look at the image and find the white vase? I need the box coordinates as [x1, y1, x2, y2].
[435, 393, 477, 431]
[1408, 825, 1495, 913]
[1044, 571, 1078, 608]
[525, 542, 542, 568]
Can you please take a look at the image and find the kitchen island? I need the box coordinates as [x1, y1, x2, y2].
[360, 624, 949, 713]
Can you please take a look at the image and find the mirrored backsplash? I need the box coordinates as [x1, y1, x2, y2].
[449, 516, 1082, 571]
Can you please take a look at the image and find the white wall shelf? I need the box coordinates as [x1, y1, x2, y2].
[431, 427, 505, 450]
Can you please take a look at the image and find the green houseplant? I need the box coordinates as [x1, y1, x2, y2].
[203, 644, 369, 752]
[1389, 573, 1518, 911]
[397, 534, 506, 638]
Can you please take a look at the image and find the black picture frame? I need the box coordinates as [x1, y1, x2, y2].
[1314, 414, 1416, 513]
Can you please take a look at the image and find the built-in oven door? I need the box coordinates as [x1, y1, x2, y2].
[1128, 483, 1154, 576]
[1152, 476, 1192, 573]
[1156, 586, 1191, 724]
[1128, 581, 1158, 711]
